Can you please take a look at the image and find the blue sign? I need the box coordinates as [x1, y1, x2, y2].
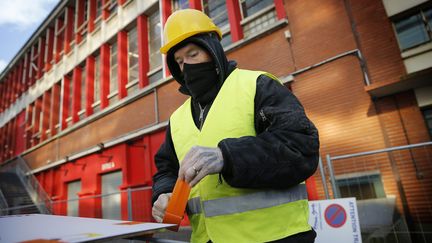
[324, 204, 347, 228]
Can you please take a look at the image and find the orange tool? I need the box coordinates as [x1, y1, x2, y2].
[162, 179, 191, 231]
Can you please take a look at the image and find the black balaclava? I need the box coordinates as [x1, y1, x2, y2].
[166, 33, 236, 105]
[182, 61, 219, 104]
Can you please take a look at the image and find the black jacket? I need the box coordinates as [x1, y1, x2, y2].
[152, 34, 319, 242]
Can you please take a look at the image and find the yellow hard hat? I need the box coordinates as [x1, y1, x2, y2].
[160, 9, 222, 54]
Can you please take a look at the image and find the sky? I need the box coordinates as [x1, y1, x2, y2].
[0, 0, 59, 74]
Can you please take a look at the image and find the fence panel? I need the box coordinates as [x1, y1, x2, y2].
[325, 142, 432, 243]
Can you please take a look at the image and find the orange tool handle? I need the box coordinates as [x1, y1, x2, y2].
[162, 179, 191, 230]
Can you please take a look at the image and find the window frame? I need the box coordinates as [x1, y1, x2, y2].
[393, 6, 432, 51]
[335, 171, 386, 200]
[422, 106, 432, 138]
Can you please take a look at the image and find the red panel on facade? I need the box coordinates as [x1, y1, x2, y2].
[75, 0, 86, 44]
[5, 119, 15, 159]
[226, 0, 243, 42]
[9, 75, 14, 106]
[1, 126, 6, 161]
[44, 170, 54, 197]
[126, 138, 151, 187]
[1, 83, 4, 111]
[117, 31, 128, 99]
[2, 82, 6, 111]
[88, 0, 96, 33]
[5, 76, 11, 108]
[274, 0, 287, 19]
[10, 70, 16, 104]
[189, 0, 202, 10]
[14, 68, 19, 102]
[2, 82, 5, 110]
[17, 61, 24, 96]
[3, 122, 9, 160]
[0, 127, 4, 161]
[102, 0, 110, 20]
[305, 176, 319, 200]
[0, 83, 3, 112]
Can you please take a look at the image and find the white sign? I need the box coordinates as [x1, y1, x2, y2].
[0, 214, 174, 243]
[309, 198, 362, 243]
[101, 161, 115, 171]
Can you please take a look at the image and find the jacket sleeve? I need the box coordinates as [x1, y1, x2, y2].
[218, 74, 319, 189]
[151, 123, 179, 204]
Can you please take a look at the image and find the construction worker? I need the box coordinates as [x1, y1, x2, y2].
[152, 9, 319, 243]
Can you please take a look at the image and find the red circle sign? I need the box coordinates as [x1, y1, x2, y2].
[324, 204, 347, 228]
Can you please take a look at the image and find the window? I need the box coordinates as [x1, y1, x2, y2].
[68, 73, 73, 123]
[67, 180, 81, 217]
[240, 0, 273, 18]
[394, 7, 432, 50]
[94, 55, 101, 106]
[108, 42, 118, 105]
[148, 10, 162, 84]
[75, 0, 89, 43]
[426, 8, 432, 28]
[239, 0, 277, 38]
[101, 171, 122, 220]
[55, 12, 66, 62]
[336, 172, 385, 200]
[172, 0, 189, 12]
[423, 108, 432, 137]
[103, 0, 118, 19]
[95, 0, 103, 29]
[80, 65, 86, 118]
[110, 42, 118, 95]
[30, 45, 39, 83]
[128, 26, 139, 86]
[51, 82, 61, 136]
[25, 105, 34, 148]
[203, 0, 232, 47]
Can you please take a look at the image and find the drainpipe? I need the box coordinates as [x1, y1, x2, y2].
[284, 49, 371, 86]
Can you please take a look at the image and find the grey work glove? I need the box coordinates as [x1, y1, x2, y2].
[152, 193, 172, 223]
[178, 146, 224, 187]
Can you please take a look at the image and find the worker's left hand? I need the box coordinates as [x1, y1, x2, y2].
[178, 146, 224, 187]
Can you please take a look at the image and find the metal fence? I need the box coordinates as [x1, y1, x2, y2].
[323, 141, 432, 243]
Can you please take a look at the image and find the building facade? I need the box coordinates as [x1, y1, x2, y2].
[0, 0, 431, 242]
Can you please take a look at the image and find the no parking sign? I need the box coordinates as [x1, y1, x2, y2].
[308, 198, 362, 243]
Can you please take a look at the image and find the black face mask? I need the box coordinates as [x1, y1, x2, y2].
[183, 62, 219, 105]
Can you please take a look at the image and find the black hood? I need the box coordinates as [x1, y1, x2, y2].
[166, 33, 237, 96]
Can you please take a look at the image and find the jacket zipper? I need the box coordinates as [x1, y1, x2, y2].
[198, 103, 206, 130]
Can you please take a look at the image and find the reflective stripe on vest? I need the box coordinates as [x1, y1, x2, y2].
[187, 184, 307, 217]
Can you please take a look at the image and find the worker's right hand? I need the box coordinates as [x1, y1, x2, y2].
[152, 193, 172, 223]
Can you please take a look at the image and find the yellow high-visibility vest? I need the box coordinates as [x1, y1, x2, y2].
[170, 68, 310, 243]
